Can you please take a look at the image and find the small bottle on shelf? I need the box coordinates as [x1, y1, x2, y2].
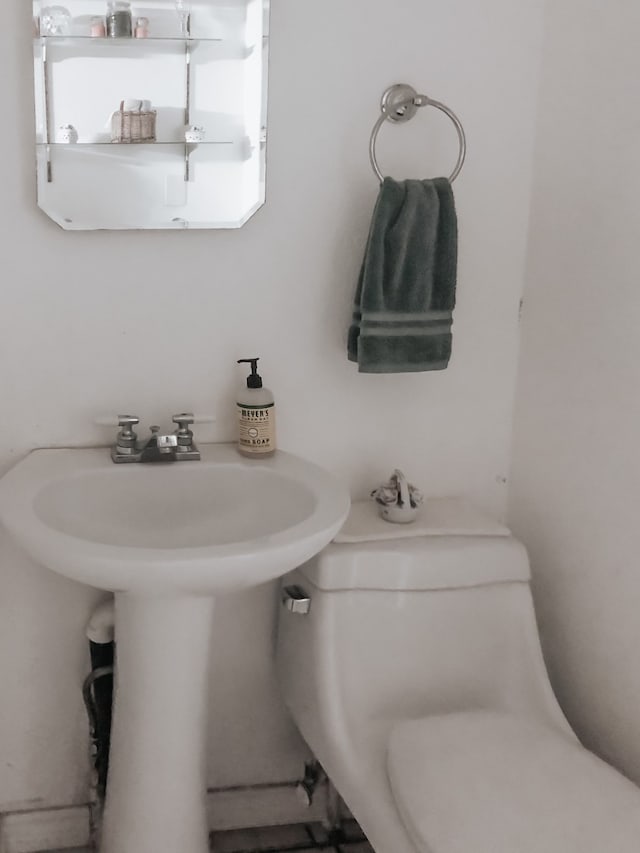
[90, 16, 106, 37]
[134, 16, 149, 38]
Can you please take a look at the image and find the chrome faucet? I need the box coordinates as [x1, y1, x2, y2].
[109, 413, 202, 463]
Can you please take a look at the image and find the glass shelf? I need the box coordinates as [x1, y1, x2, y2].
[38, 141, 235, 147]
[36, 35, 224, 44]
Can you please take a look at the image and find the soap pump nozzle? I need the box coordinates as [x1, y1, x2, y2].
[237, 357, 263, 389]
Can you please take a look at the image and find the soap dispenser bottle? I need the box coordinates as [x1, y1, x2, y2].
[236, 358, 276, 458]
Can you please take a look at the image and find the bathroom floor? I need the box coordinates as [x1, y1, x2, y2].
[210, 820, 374, 853]
[45, 820, 374, 853]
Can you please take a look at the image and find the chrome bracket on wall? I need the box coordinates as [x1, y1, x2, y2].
[184, 38, 192, 181]
[380, 82, 422, 123]
[42, 41, 52, 182]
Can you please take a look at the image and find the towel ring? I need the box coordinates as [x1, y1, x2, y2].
[369, 83, 467, 184]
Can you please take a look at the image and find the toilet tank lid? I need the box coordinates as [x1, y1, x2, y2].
[298, 534, 530, 592]
[333, 497, 510, 544]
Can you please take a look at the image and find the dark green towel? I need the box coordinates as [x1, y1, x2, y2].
[348, 177, 458, 373]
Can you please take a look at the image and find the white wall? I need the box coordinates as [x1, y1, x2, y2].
[509, 1, 640, 783]
[0, 0, 543, 811]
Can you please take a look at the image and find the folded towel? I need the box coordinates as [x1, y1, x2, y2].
[348, 177, 458, 373]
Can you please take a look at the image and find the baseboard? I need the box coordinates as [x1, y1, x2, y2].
[0, 782, 330, 852]
[207, 780, 329, 831]
[0, 805, 90, 853]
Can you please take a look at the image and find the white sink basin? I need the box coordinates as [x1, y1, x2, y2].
[0, 443, 350, 853]
[0, 444, 350, 594]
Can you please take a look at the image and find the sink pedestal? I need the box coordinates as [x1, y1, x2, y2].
[101, 593, 215, 853]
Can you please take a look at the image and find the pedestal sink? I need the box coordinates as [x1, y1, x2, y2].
[0, 444, 350, 853]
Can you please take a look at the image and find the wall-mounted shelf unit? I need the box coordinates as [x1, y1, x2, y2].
[33, 0, 270, 230]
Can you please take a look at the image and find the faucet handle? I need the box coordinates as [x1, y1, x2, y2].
[172, 413, 196, 453]
[171, 413, 215, 428]
[171, 413, 214, 454]
[172, 412, 195, 430]
[95, 414, 140, 429]
[115, 416, 139, 452]
[96, 414, 139, 455]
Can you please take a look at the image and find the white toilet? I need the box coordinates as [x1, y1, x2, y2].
[276, 501, 640, 853]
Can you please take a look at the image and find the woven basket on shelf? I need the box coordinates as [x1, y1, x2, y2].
[111, 100, 157, 143]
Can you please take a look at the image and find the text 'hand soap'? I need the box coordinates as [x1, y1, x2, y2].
[237, 358, 276, 458]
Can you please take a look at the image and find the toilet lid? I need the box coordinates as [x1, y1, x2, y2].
[387, 711, 640, 853]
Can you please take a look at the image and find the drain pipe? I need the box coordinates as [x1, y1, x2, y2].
[86, 599, 115, 646]
[83, 598, 115, 810]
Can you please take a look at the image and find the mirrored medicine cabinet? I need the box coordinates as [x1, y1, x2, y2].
[33, 0, 270, 230]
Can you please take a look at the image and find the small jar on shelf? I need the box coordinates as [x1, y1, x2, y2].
[39, 6, 72, 36]
[134, 16, 149, 38]
[90, 16, 106, 37]
[106, 1, 132, 37]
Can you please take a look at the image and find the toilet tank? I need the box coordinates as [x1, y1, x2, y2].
[276, 533, 572, 765]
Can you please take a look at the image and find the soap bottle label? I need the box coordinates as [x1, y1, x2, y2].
[237, 403, 275, 454]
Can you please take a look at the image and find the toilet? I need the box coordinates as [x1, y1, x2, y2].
[275, 500, 640, 853]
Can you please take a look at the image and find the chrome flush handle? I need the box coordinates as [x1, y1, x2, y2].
[282, 585, 312, 616]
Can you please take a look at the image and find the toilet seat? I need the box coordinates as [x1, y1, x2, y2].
[387, 711, 640, 853]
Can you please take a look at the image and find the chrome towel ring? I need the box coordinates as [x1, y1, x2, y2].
[369, 83, 467, 183]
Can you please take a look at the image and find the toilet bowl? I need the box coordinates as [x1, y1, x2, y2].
[275, 500, 640, 853]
